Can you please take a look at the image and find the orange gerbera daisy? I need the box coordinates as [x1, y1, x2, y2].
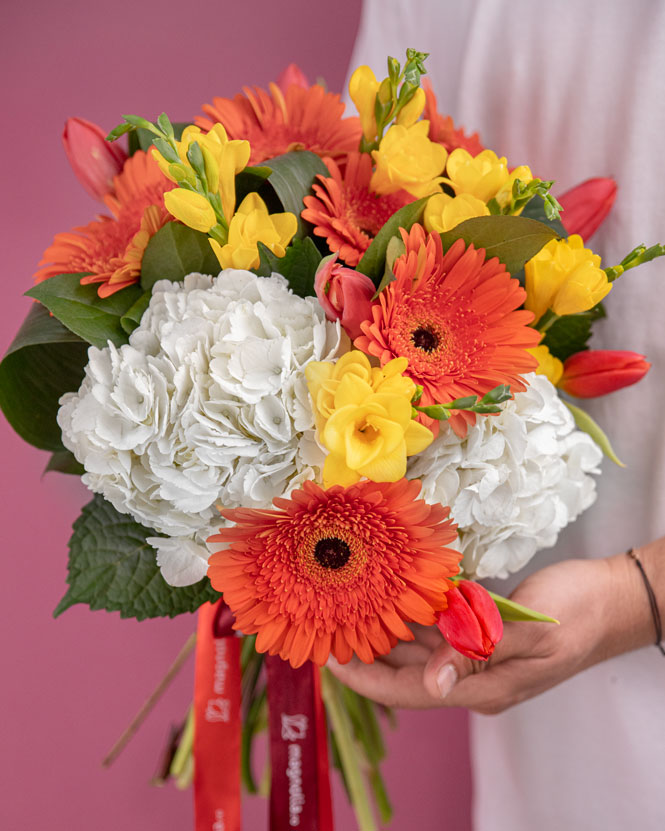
[423, 83, 484, 157]
[355, 225, 540, 435]
[301, 153, 414, 266]
[197, 83, 362, 165]
[35, 151, 174, 297]
[207, 478, 460, 668]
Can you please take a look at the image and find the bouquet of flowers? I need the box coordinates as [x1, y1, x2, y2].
[2, 49, 661, 831]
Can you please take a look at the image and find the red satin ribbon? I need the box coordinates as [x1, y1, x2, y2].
[266, 657, 334, 831]
[194, 600, 242, 831]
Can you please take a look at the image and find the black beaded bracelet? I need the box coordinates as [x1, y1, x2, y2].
[627, 548, 665, 656]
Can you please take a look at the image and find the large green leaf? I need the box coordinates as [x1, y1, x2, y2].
[0, 303, 88, 451]
[26, 274, 144, 348]
[520, 196, 567, 237]
[564, 400, 624, 467]
[55, 495, 221, 620]
[254, 237, 322, 297]
[235, 165, 272, 205]
[44, 450, 85, 476]
[140, 222, 220, 290]
[440, 215, 559, 275]
[542, 304, 606, 362]
[260, 151, 330, 239]
[356, 197, 429, 287]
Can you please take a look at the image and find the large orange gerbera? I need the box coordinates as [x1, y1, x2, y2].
[207, 478, 460, 668]
[35, 151, 174, 297]
[423, 83, 484, 156]
[197, 83, 362, 166]
[302, 153, 413, 266]
[355, 225, 540, 435]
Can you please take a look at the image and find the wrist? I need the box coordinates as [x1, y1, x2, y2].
[600, 549, 660, 659]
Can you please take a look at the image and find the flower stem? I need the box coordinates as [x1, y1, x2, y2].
[321, 669, 377, 831]
[101, 631, 196, 767]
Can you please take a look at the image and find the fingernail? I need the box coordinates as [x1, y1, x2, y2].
[326, 655, 340, 669]
[436, 663, 458, 698]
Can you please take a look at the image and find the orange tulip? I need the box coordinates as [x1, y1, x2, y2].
[436, 580, 503, 661]
[314, 255, 375, 340]
[558, 177, 617, 242]
[559, 350, 650, 398]
[62, 117, 127, 200]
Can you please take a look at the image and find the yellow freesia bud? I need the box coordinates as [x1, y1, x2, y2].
[209, 192, 297, 271]
[525, 235, 611, 321]
[305, 352, 432, 487]
[349, 65, 380, 142]
[424, 192, 490, 234]
[163, 189, 216, 232]
[526, 345, 564, 386]
[495, 164, 534, 212]
[445, 148, 512, 203]
[395, 87, 426, 127]
[370, 121, 447, 198]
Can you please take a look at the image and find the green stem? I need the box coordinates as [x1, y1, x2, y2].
[170, 705, 194, 781]
[321, 669, 377, 831]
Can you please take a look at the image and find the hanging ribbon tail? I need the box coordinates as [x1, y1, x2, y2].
[194, 599, 242, 831]
[266, 657, 335, 831]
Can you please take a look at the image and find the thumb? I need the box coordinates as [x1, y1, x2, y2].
[422, 641, 483, 701]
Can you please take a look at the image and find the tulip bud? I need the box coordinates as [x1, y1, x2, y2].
[314, 255, 375, 340]
[558, 177, 617, 241]
[62, 117, 127, 201]
[276, 63, 309, 92]
[437, 580, 503, 661]
[559, 349, 650, 398]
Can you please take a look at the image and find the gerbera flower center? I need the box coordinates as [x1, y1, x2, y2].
[314, 536, 352, 570]
[412, 326, 440, 353]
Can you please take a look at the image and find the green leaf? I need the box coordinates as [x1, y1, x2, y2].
[120, 290, 152, 335]
[374, 235, 406, 297]
[260, 151, 330, 238]
[54, 495, 221, 620]
[440, 215, 559, 275]
[44, 450, 85, 476]
[357, 196, 429, 287]
[542, 304, 605, 362]
[140, 222, 220, 290]
[520, 196, 567, 237]
[128, 122, 190, 155]
[235, 165, 272, 205]
[488, 590, 559, 624]
[564, 400, 624, 467]
[26, 274, 144, 348]
[0, 303, 88, 451]
[254, 237, 321, 297]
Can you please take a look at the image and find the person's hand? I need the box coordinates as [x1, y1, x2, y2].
[327, 554, 652, 714]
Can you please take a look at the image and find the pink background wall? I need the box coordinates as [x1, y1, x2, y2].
[1, 2, 471, 829]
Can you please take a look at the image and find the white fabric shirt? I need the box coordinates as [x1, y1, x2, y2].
[348, 1, 665, 828]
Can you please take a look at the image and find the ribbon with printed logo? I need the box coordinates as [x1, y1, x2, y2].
[194, 600, 242, 831]
[266, 656, 333, 831]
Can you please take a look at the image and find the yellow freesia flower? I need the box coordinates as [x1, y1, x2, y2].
[152, 124, 250, 223]
[163, 189, 216, 233]
[395, 86, 426, 127]
[370, 121, 447, 198]
[525, 235, 611, 321]
[348, 65, 380, 142]
[305, 351, 432, 487]
[209, 192, 297, 271]
[526, 345, 564, 386]
[445, 149, 532, 206]
[424, 192, 490, 234]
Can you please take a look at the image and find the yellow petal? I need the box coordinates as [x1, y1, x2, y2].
[404, 419, 434, 455]
[323, 453, 362, 488]
[358, 444, 407, 483]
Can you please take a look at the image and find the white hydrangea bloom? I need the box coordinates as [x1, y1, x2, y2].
[408, 374, 603, 580]
[58, 271, 346, 586]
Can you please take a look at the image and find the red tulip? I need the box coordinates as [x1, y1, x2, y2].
[559, 350, 650, 398]
[62, 117, 127, 201]
[436, 580, 503, 661]
[558, 177, 617, 241]
[276, 63, 309, 92]
[314, 255, 375, 340]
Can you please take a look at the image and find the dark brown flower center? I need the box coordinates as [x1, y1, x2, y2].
[412, 326, 439, 353]
[314, 537, 351, 570]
